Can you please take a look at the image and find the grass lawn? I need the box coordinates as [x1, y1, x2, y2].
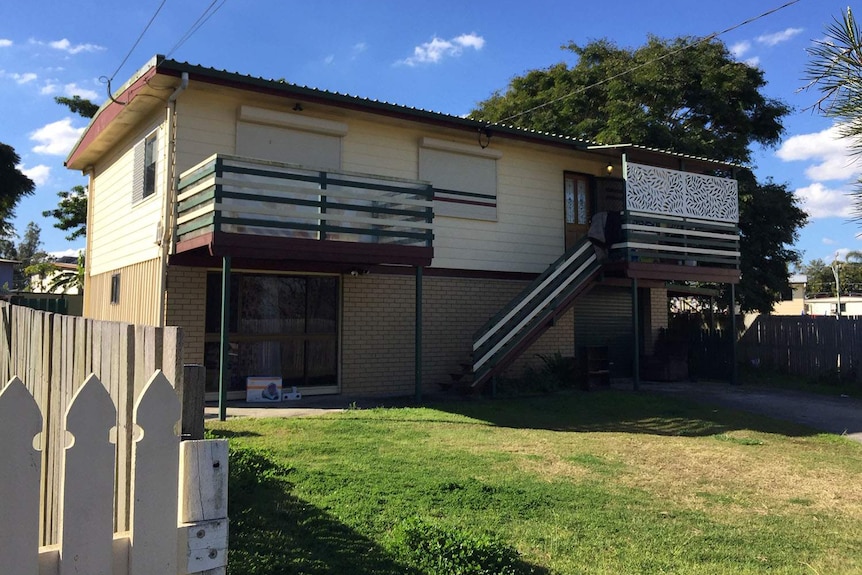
[208, 389, 862, 575]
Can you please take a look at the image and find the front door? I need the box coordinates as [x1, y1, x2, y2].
[564, 173, 591, 250]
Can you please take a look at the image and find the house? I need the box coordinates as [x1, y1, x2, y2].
[65, 55, 740, 399]
[29, 255, 82, 295]
[0, 258, 17, 292]
[770, 273, 806, 316]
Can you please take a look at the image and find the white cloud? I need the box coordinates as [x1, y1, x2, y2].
[49, 38, 104, 55]
[756, 27, 804, 47]
[744, 56, 760, 68]
[823, 237, 836, 245]
[777, 124, 862, 181]
[794, 182, 854, 219]
[30, 118, 85, 156]
[730, 41, 751, 59]
[0, 39, 12, 48]
[397, 32, 485, 66]
[49, 248, 84, 259]
[351, 42, 367, 61]
[1, 70, 38, 84]
[40, 82, 58, 95]
[19, 164, 51, 186]
[63, 82, 99, 100]
[323, 54, 335, 65]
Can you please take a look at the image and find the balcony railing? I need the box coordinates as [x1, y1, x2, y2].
[608, 162, 740, 280]
[175, 155, 434, 256]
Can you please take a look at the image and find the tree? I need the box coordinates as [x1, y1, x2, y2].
[805, 8, 862, 217]
[0, 221, 51, 291]
[44, 97, 98, 240]
[736, 174, 808, 311]
[471, 36, 806, 313]
[0, 143, 36, 237]
[54, 95, 99, 119]
[42, 185, 87, 240]
[802, 256, 862, 297]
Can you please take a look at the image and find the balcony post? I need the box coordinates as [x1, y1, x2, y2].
[730, 282, 738, 385]
[218, 256, 231, 421]
[415, 265, 423, 403]
[632, 277, 640, 390]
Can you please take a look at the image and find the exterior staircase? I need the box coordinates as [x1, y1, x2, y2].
[470, 237, 602, 388]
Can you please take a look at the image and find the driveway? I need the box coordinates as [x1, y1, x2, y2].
[639, 381, 862, 443]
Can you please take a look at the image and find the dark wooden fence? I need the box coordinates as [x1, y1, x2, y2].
[739, 315, 862, 384]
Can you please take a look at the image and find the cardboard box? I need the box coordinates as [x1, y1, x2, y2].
[246, 377, 282, 402]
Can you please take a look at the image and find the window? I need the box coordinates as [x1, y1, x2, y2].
[110, 273, 120, 304]
[419, 137, 500, 221]
[133, 131, 158, 203]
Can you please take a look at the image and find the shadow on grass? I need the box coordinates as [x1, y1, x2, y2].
[216, 440, 550, 575]
[220, 441, 417, 575]
[425, 387, 819, 438]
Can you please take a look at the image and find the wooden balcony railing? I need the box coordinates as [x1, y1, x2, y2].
[175, 155, 434, 265]
[611, 162, 740, 283]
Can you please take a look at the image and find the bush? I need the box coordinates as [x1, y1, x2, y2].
[392, 517, 532, 575]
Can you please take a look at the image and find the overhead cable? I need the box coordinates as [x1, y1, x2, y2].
[486, 0, 804, 129]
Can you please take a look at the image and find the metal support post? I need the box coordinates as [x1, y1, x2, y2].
[218, 256, 231, 421]
[632, 277, 640, 390]
[415, 266, 423, 403]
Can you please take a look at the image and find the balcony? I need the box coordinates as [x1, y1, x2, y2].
[174, 155, 434, 267]
[611, 162, 740, 284]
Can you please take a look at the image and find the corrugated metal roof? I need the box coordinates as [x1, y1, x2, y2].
[155, 56, 601, 149]
[68, 55, 738, 169]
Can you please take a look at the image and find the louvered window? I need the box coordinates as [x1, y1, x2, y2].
[133, 132, 158, 204]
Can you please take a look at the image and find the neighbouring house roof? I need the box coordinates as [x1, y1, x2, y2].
[66, 55, 736, 173]
[789, 274, 807, 284]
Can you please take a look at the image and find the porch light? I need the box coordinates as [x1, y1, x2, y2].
[606, 163, 614, 175]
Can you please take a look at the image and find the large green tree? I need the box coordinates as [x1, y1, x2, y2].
[471, 36, 806, 313]
[0, 143, 36, 237]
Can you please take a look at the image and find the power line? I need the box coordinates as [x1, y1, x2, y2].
[486, 0, 804, 129]
[107, 0, 169, 83]
[166, 0, 228, 58]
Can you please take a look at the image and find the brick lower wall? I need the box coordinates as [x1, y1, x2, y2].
[648, 288, 668, 354]
[164, 266, 207, 367]
[341, 273, 574, 396]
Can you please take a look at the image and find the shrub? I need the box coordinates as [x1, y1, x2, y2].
[392, 516, 532, 575]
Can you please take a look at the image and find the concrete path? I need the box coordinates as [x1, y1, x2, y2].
[638, 381, 862, 443]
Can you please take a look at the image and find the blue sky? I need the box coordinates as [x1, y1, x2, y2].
[1, 0, 860, 266]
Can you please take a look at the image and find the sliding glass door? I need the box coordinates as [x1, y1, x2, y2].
[204, 273, 339, 395]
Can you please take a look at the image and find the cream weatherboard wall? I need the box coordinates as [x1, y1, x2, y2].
[170, 85, 610, 275]
[85, 114, 167, 324]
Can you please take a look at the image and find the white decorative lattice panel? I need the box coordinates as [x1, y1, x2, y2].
[625, 162, 738, 222]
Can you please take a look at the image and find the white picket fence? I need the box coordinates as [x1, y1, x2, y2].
[0, 371, 228, 575]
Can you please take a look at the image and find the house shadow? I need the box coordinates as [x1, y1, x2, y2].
[208, 429, 549, 575]
[423, 386, 820, 439]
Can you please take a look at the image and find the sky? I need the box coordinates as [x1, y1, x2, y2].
[1, 0, 860, 267]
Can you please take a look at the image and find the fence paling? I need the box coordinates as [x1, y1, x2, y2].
[0, 372, 227, 575]
[0, 301, 185, 544]
[740, 315, 862, 383]
[0, 377, 42, 575]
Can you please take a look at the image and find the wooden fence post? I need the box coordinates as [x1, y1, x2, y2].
[182, 364, 206, 440]
[178, 439, 229, 575]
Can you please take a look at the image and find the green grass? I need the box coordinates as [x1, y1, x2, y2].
[209, 390, 862, 575]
